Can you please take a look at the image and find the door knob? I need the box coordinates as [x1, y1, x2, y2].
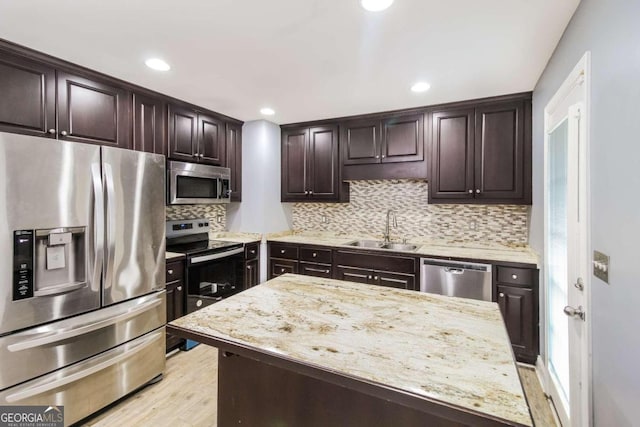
[247, 265, 252, 270]
[48, 129, 56, 135]
[575, 277, 584, 291]
[60, 131, 68, 136]
[475, 189, 480, 194]
[468, 189, 473, 193]
[193, 153, 199, 157]
[499, 292, 505, 298]
[199, 154, 204, 158]
[177, 286, 182, 291]
[563, 305, 585, 320]
[168, 269, 174, 275]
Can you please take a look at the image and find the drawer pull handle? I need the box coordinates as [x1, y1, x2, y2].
[168, 269, 174, 275]
[499, 293, 505, 298]
[280, 249, 285, 254]
[312, 253, 317, 257]
[511, 274, 518, 280]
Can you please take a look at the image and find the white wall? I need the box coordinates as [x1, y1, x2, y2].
[531, 0, 640, 424]
[226, 120, 293, 281]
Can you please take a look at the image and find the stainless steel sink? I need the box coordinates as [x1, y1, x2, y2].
[345, 240, 385, 248]
[382, 243, 418, 251]
[345, 240, 417, 252]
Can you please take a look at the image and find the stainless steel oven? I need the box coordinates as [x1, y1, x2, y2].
[167, 160, 231, 205]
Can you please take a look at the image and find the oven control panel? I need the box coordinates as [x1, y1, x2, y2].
[166, 218, 210, 238]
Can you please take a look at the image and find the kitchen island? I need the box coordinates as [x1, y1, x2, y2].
[167, 274, 532, 426]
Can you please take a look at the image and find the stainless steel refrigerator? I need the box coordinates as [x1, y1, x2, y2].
[0, 132, 167, 426]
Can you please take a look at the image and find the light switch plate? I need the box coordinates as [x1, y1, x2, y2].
[593, 250, 610, 284]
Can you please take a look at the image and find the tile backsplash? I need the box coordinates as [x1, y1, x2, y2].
[292, 180, 529, 245]
[165, 205, 226, 232]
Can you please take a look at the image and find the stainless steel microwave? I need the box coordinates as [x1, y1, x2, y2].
[167, 161, 231, 205]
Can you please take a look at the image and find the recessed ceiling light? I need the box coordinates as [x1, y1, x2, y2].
[361, 0, 394, 12]
[260, 107, 275, 116]
[411, 82, 431, 93]
[145, 58, 170, 71]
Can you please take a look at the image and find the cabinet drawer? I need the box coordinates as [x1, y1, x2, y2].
[335, 250, 415, 274]
[245, 242, 259, 260]
[299, 262, 332, 278]
[299, 247, 331, 264]
[269, 243, 299, 260]
[269, 259, 298, 278]
[496, 267, 534, 286]
[166, 260, 184, 283]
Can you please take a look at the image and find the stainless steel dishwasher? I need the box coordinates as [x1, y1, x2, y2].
[420, 258, 493, 301]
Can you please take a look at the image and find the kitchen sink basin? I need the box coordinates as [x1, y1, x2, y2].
[345, 240, 385, 248]
[382, 243, 418, 251]
[345, 240, 418, 252]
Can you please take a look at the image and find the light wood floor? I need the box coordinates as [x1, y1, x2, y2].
[82, 345, 558, 427]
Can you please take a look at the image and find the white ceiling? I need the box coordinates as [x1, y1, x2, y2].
[0, 0, 579, 124]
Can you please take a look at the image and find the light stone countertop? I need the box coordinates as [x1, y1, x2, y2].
[209, 231, 262, 244]
[267, 232, 539, 267]
[170, 274, 532, 426]
[165, 251, 185, 261]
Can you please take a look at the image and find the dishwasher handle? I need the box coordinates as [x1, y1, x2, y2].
[443, 267, 465, 274]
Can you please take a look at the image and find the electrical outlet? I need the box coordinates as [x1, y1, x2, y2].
[469, 220, 477, 231]
[321, 215, 328, 224]
[593, 250, 610, 284]
[216, 215, 223, 224]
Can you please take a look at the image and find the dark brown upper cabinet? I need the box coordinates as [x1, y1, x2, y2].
[57, 72, 131, 148]
[341, 113, 423, 166]
[198, 112, 226, 166]
[226, 123, 242, 202]
[168, 105, 226, 166]
[429, 96, 531, 204]
[281, 125, 344, 202]
[132, 93, 166, 155]
[0, 52, 56, 138]
[430, 108, 475, 201]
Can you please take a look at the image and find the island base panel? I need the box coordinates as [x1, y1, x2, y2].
[218, 352, 464, 427]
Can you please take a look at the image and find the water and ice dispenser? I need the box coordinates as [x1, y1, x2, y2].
[13, 227, 87, 300]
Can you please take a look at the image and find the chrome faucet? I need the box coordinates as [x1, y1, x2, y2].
[383, 209, 397, 244]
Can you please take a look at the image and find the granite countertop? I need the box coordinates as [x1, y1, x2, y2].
[170, 274, 532, 426]
[165, 251, 185, 261]
[209, 231, 262, 244]
[266, 232, 539, 267]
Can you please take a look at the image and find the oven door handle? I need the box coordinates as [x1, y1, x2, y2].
[190, 248, 244, 264]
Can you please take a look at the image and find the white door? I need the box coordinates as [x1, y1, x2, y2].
[543, 52, 591, 426]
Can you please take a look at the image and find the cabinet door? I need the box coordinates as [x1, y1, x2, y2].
[281, 127, 308, 201]
[226, 123, 242, 201]
[474, 101, 525, 201]
[245, 259, 259, 288]
[497, 285, 535, 357]
[269, 258, 298, 279]
[381, 113, 424, 163]
[335, 266, 372, 285]
[132, 93, 166, 155]
[0, 53, 56, 138]
[57, 72, 131, 148]
[375, 271, 415, 290]
[341, 118, 381, 165]
[308, 125, 339, 200]
[168, 104, 198, 162]
[299, 262, 332, 278]
[198, 113, 225, 165]
[429, 109, 475, 201]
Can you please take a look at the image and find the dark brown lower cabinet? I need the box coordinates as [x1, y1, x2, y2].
[245, 259, 259, 288]
[269, 258, 298, 279]
[300, 262, 332, 278]
[335, 266, 414, 290]
[166, 259, 185, 352]
[494, 265, 539, 364]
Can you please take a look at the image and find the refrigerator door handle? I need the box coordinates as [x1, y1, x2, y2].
[91, 163, 104, 291]
[5, 330, 162, 403]
[34, 281, 87, 297]
[7, 298, 163, 353]
[103, 163, 117, 290]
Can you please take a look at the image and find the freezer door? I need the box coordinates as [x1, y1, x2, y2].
[0, 291, 165, 391]
[0, 133, 101, 335]
[101, 147, 166, 306]
[0, 328, 166, 427]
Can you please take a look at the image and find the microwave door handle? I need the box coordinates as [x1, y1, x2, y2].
[103, 163, 117, 291]
[91, 163, 104, 292]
